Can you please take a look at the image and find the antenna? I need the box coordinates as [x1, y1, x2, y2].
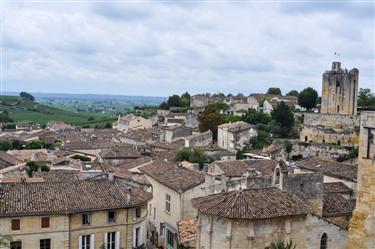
[337, 52, 341, 62]
[334, 52, 337, 61]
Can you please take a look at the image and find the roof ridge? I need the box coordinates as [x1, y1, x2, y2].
[224, 190, 243, 217]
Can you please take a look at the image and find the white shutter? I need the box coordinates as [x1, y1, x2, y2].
[79, 236, 82, 249]
[90, 234, 95, 249]
[104, 233, 108, 249]
[115, 231, 120, 249]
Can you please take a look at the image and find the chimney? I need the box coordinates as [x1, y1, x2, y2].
[126, 187, 132, 201]
[107, 170, 114, 181]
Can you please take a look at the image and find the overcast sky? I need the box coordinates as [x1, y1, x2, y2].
[3, 1, 375, 96]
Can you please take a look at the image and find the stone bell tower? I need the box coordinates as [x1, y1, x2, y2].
[320, 62, 359, 115]
[347, 111, 375, 248]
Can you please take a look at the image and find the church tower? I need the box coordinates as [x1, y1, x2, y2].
[320, 62, 359, 115]
[347, 111, 375, 248]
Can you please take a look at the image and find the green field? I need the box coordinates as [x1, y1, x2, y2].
[0, 96, 116, 126]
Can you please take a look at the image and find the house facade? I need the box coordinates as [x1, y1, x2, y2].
[0, 178, 151, 249]
[217, 121, 257, 152]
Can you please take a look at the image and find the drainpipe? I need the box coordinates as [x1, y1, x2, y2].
[126, 209, 129, 249]
[68, 214, 72, 249]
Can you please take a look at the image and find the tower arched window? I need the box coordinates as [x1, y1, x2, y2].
[320, 233, 328, 249]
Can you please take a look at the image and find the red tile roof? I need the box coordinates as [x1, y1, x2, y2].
[0, 178, 151, 217]
[192, 188, 310, 220]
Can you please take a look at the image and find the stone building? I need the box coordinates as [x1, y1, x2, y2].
[347, 111, 375, 248]
[0, 177, 151, 249]
[217, 121, 257, 152]
[300, 61, 360, 147]
[192, 187, 348, 249]
[139, 161, 205, 249]
[184, 131, 212, 148]
[117, 114, 152, 132]
[321, 62, 359, 115]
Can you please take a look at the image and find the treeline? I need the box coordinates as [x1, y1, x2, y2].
[159, 92, 191, 110]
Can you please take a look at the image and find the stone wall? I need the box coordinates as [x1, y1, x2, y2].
[300, 113, 359, 146]
[347, 111, 375, 249]
[184, 131, 212, 148]
[290, 141, 352, 161]
[196, 213, 347, 249]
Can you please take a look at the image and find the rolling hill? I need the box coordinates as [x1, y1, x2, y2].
[0, 96, 116, 126]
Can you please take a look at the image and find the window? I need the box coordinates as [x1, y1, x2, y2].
[134, 227, 141, 247]
[41, 217, 50, 228]
[165, 194, 171, 213]
[149, 204, 152, 216]
[40, 239, 51, 249]
[11, 219, 20, 230]
[106, 232, 116, 249]
[166, 229, 174, 248]
[154, 208, 156, 220]
[135, 207, 141, 219]
[337, 105, 340, 113]
[108, 211, 116, 223]
[10, 241, 22, 249]
[82, 213, 91, 225]
[320, 233, 328, 249]
[81, 235, 91, 249]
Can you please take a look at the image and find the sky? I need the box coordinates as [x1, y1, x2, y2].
[3, 0, 375, 96]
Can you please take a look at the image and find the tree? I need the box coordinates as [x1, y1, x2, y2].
[298, 87, 318, 110]
[286, 90, 299, 97]
[19, 91, 35, 101]
[11, 140, 24, 150]
[358, 88, 375, 107]
[180, 92, 191, 107]
[271, 102, 294, 137]
[159, 101, 169, 110]
[0, 110, 10, 123]
[175, 147, 210, 169]
[198, 104, 224, 141]
[88, 116, 95, 121]
[284, 140, 293, 159]
[25, 160, 50, 177]
[268, 240, 296, 249]
[266, 87, 282, 95]
[225, 115, 242, 123]
[105, 122, 112, 128]
[243, 108, 271, 125]
[0, 140, 11, 151]
[26, 140, 45, 149]
[250, 130, 272, 149]
[167, 95, 181, 107]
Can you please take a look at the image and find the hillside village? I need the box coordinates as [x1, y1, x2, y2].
[0, 61, 374, 249]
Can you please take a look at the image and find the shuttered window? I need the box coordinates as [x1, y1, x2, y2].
[41, 217, 50, 228]
[11, 219, 20, 230]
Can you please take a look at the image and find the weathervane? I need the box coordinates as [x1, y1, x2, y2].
[334, 52, 341, 61]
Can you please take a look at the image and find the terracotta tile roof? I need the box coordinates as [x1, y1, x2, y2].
[0, 151, 21, 167]
[177, 218, 197, 248]
[324, 182, 353, 194]
[7, 150, 51, 162]
[139, 161, 205, 193]
[218, 121, 254, 133]
[147, 140, 184, 151]
[112, 156, 152, 177]
[33, 170, 82, 182]
[296, 157, 357, 182]
[323, 192, 356, 217]
[0, 178, 151, 217]
[214, 159, 277, 177]
[192, 188, 310, 220]
[100, 145, 141, 159]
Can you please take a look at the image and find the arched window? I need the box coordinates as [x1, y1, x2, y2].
[320, 233, 328, 249]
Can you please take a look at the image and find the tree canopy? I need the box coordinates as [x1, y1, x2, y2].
[286, 90, 299, 97]
[271, 101, 294, 137]
[266, 87, 282, 95]
[243, 108, 271, 125]
[174, 147, 211, 169]
[20, 91, 35, 101]
[298, 87, 318, 110]
[358, 88, 375, 108]
[198, 104, 224, 141]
